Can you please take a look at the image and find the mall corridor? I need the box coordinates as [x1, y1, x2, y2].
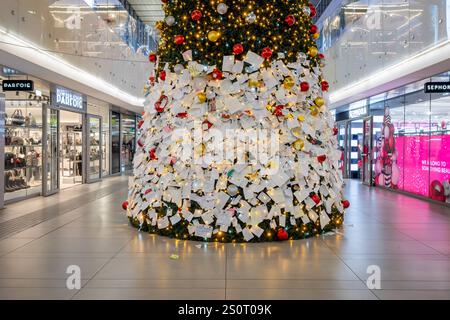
[0, 177, 448, 300]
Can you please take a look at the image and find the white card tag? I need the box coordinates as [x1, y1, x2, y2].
[242, 228, 254, 241]
[195, 225, 213, 238]
[170, 213, 181, 225]
[157, 216, 169, 229]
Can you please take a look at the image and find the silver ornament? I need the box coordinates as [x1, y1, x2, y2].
[165, 15, 175, 26]
[217, 3, 228, 15]
[245, 11, 256, 24]
[227, 184, 239, 196]
[303, 6, 311, 16]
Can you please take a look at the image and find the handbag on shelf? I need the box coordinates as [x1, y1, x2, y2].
[5, 152, 16, 170]
[11, 109, 25, 126]
[11, 136, 24, 146]
[5, 129, 12, 146]
[26, 150, 40, 167]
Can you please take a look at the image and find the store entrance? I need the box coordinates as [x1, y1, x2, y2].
[59, 110, 83, 189]
[337, 116, 383, 183]
[337, 118, 366, 180]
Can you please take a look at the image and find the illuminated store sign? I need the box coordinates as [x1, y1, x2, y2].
[2, 80, 34, 91]
[55, 86, 85, 111]
[349, 107, 367, 119]
[424, 82, 450, 93]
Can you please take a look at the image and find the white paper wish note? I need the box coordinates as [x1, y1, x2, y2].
[308, 210, 319, 222]
[216, 213, 232, 226]
[251, 225, 264, 238]
[242, 228, 255, 241]
[157, 216, 169, 229]
[244, 51, 264, 68]
[216, 192, 230, 209]
[222, 55, 235, 72]
[279, 215, 286, 227]
[170, 213, 182, 225]
[319, 213, 331, 229]
[195, 225, 213, 239]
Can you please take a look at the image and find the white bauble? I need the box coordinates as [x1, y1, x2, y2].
[245, 12, 256, 24]
[217, 3, 228, 15]
[165, 15, 175, 26]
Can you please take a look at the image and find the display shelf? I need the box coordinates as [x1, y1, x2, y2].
[5, 145, 42, 148]
[5, 124, 43, 130]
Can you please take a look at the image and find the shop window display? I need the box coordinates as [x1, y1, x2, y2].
[4, 99, 43, 201]
[429, 92, 450, 203]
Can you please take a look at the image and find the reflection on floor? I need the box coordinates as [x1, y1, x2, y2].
[0, 177, 449, 300]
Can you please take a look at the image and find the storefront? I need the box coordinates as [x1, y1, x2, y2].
[334, 71, 450, 205]
[110, 108, 138, 175]
[0, 66, 139, 205]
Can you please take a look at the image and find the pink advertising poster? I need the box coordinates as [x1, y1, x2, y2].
[396, 136, 429, 197]
[374, 108, 450, 202]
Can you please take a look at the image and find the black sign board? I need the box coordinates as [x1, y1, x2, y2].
[424, 82, 450, 93]
[2, 80, 34, 92]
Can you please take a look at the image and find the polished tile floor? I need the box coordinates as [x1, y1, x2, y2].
[0, 176, 449, 300]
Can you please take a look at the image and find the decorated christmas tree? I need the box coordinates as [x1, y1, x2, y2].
[124, 0, 350, 242]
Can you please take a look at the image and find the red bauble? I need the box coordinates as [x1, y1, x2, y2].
[318, 53, 325, 60]
[321, 81, 330, 91]
[148, 53, 157, 63]
[138, 120, 144, 129]
[261, 47, 273, 60]
[203, 119, 213, 130]
[137, 139, 143, 148]
[176, 112, 189, 118]
[159, 70, 166, 81]
[310, 25, 318, 34]
[309, 3, 317, 17]
[149, 148, 158, 160]
[277, 228, 288, 241]
[285, 15, 296, 26]
[311, 194, 321, 204]
[233, 44, 244, 55]
[191, 10, 202, 21]
[317, 155, 327, 163]
[155, 94, 168, 113]
[121, 201, 128, 210]
[211, 68, 223, 80]
[342, 200, 350, 209]
[300, 81, 310, 92]
[174, 35, 185, 45]
[333, 127, 338, 135]
[274, 105, 284, 117]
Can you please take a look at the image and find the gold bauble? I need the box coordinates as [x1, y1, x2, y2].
[293, 139, 305, 151]
[310, 106, 319, 116]
[297, 114, 305, 122]
[266, 104, 273, 111]
[197, 92, 207, 103]
[283, 76, 295, 89]
[208, 30, 221, 42]
[248, 79, 259, 88]
[308, 47, 318, 57]
[195, 143, 206, 155]
[313, 32, 320, 39]
[314, 97, 325, 107]
[291, 127, 302, 138]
